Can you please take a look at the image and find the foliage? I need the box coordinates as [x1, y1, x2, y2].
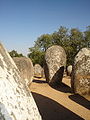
[84, 26, 90, 48]
[28, 26, 90, 66]
[35, 34, 53, 51]
[28, 47, 45, 66]
[9, 50, 24, 58]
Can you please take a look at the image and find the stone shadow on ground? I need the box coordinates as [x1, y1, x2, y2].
[50, 82, 72, 93]
[33, 79, 47, 83]
[32, 92, 84, 120]
[44, 63, 64, 84]
[50, 66, 64, 84]
[69, 94, 90, 110]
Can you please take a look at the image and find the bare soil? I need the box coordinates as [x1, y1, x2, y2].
[29, 76, 90, 120]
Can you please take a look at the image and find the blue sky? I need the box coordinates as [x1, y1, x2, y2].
[0, 0, 90, 55]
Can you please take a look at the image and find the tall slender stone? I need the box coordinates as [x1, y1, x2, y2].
[0, 43, 41, 120]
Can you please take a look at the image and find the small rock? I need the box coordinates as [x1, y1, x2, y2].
[67, 65, 72, 76]
[34, 64, 43, 78]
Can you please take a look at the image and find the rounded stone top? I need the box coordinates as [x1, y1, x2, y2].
[46, 45, 66, 54]
[34, 64, 43, 77]
[75, 48, 90, 63]
[67, 65, 72, 76]
[13, 57, 33, 70]
[34, 64, 42, 68]
[45, 45, 66, 67]
[13, 56, 32, 62]
[13, 57, 34, 84]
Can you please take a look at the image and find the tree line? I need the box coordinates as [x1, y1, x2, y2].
[9, 26, 90, 67]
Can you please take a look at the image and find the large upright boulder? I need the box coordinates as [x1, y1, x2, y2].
[71, 48, 90, 95]
[0, 43, 41, 120]
[13, 57, 34, 85]
[44, 45, 66, 84]
[34, 64, 43, 78]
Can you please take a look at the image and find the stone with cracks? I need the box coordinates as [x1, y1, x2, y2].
[13, 57, 34, 85]
[71, 48, 90, 95]
[44, 45, 66, 85]
[0, 43, 41, 120]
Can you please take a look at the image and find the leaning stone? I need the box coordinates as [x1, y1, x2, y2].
[44, 45, 66, 85]
[13, 57, 34, 86]
[0, 43, 42, 120]
[71, 48, 90, 95]
[67, 65, 72, 76]
[34, 64, 43, 78]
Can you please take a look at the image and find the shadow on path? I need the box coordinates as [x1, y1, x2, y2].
[69, 94, 90, 110]
[33, 79, 47, 83]
[32, 92, 84, 120]
[50, 82, 72, 93]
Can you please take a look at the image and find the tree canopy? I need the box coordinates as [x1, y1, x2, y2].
[9, 50, 24, 58]
[28, 26, 90, 66]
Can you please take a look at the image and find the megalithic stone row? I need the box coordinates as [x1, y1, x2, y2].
[13, 57, 34, 85]
[0, 43, 42, 120]
[44, 45, 66, 85]
[71, 48, 90, 95]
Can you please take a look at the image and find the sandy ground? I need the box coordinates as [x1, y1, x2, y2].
[29, 77, 90, 120]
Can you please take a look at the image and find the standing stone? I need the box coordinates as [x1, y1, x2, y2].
[44, 45, 66, 85]
[41, 68, 45, 78]
[71, 48, 90, 95]
[67, 65, 72, 76]
[34, 64, 43, 78]
[0, 43, 41, 120]
[13, 57, 34, 85]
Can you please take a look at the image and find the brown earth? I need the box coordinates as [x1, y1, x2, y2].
[29, 76, 90, 120]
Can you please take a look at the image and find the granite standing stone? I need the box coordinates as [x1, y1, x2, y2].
[44, 45, 66, 85]
[34, 64, 43, 78]
[0, 43, 41, 120]
[71, 48, 90, 95]
[13, 57, 34, 85]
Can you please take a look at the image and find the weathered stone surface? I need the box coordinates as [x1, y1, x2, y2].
[13, 57, 34, 85]
[34, 64, 43, 78]
[0, 43, 41, 120]
[44, 45, 66, 84]
[71, 48, 90, 95]
[67, 65, 72, 76]
[41, 68, 45, 78]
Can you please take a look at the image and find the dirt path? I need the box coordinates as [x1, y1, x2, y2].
[29, 77, 90, 120]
